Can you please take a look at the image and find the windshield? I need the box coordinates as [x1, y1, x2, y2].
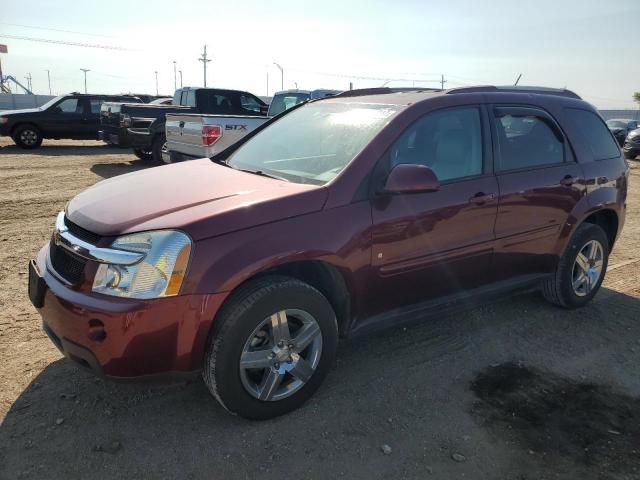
[38, 95, 65, 110]
[268, 93, 311, 116]
[606, 120, 626, 129]
[227, 102, 399, 185]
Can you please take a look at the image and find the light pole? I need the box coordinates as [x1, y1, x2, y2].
[173, 61, 177, 91]
[154, 71, 159, 95]
[45, 69, 51, 95]
[80, 68, 90, 93]
[273, 62, 283, 90]
[179, 70, 183, 88]
[199, 45, 211, 87]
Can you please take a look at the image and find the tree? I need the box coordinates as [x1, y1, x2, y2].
[634, 92, 640, 106]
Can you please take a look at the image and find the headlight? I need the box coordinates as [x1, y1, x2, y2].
[92, 230, 192, 299]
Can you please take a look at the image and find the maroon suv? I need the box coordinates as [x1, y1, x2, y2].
[29, 86, 628, 419]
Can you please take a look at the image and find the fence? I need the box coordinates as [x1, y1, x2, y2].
[0, 94, 55, 110]
[599, 109, 640, 121]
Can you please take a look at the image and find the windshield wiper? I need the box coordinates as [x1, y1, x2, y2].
[233, 167, 290, 182]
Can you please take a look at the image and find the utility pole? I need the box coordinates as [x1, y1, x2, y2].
[45, 69, 51, 95]
[154, 71, 158, 95]
[173, 61, 177, 91]
[273, 62, 283, 90]
[80, 68, 90, 93]
[198, 45, 211, 87]
[179, 70, 183, 88]
[25, 73, 32, 93]
[440, 74, 447, 91]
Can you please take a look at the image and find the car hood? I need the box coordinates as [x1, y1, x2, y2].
[66, 159, 328, 240]
[0, 108, 41, 116]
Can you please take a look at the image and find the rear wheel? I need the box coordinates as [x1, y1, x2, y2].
[542, 223, 609, 308]
[133, 148, 153, 161]
[203, 276, 338, 420]
[151, 134, 167, 162]
[13, 125, 42, 149]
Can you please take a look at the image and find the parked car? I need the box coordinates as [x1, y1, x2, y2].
[164, 89, 341, 163]
[0, 93, 142, 148]
[623, 127, 640, 159]
[606, 118, 638, 146]
[99, 87, 267, 161]
[29, 86, 628, 420]
[164, 113, 269, 163]
[267, 89, 341, 117]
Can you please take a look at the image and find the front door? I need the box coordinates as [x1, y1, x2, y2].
[490, 106, 584, 280]
[40, 97, 84, 138]
[367, 105, 499, 317]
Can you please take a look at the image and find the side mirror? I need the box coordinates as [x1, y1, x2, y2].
[383, 164, 440, 194]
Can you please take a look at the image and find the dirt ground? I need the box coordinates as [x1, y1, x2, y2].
[1, 137, 639, 480]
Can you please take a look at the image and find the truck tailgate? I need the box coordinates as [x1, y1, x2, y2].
[166, 113, 269, 160]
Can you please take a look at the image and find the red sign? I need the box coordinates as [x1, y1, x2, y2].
[0, 44, 7, 54]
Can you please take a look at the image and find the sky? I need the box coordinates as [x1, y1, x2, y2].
[0, 0, 637, 109]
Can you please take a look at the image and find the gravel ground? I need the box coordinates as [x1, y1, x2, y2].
[0, 137, 639, 480]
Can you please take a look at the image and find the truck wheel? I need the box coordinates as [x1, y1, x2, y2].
[13, 125, 43, 149]
[203, 275, 338, 420]
[542, 223, 609, 309]
[133, 148, 153, 161]
[151, 134, 167, 162]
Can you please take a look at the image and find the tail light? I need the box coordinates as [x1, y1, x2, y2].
[202, 125, 222, 146]
[119, 114, 131, 128]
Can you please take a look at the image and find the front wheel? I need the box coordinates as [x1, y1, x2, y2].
[133, 148, 153, 161]
[542, 223, 609, 308]
[203, 276, 338, 420]
[13, 125, 42, 149]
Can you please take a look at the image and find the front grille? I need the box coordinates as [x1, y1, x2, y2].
[64, 216, 101, 244]
[49, 242, 87, 285]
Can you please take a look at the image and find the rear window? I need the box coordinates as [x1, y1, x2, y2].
[567, 109, 620, 160]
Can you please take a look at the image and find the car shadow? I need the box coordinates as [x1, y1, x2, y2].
[0, 141, 128, 157]
[2, 287, 640, 479]
[90, 159, 163, 179]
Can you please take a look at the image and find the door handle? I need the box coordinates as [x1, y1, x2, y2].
[560, 175, 577, 186]
[469, 192, 495, 204]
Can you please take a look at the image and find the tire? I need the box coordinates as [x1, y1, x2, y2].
[12, 125, 42, 149]
[133, 148, 153, 161]
[151, 134, 166, 162]
[203, 275, 338, 420]
[542, 223, 610, 308]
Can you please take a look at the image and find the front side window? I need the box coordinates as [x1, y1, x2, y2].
[268, 93, 310, 116]
[390, 107, 483, 182]
[494, 113, 563, 171]
[227, 102, 399, 185]
[240, 94, 263, 113]
[55, 98, 80, 113]
[568, 109, 620, 160]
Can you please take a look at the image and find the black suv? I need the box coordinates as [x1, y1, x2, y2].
[0, 93, 141, 149]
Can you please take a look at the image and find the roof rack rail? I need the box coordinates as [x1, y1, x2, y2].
[447, 85, 581, 100]
[333, 87, 440, 98]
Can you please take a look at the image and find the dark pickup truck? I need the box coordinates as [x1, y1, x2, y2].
[99, 87, 268, 161]
[0, 93, 142, 149]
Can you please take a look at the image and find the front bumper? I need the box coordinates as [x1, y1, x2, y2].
[30, 244, 227, 378]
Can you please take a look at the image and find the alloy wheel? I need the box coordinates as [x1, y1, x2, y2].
[20, 129, 38, 146]
[571, 239, 604, 297]
[239, 309, 323, 402]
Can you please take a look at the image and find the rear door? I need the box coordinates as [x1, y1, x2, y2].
[491, 106, 584, 280]
[367, 105, 499, 316]
[84, 98, 105, 138]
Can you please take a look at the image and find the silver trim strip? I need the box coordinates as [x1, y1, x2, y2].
[55, 212, 144, 265]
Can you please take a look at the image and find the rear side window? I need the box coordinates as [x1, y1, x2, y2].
[89, 99, 103, 114]
[494, 112, 563, 171]
[184, 90, 196, 107]
[390, 107, 483, 182]
[566, 109, 621, 160]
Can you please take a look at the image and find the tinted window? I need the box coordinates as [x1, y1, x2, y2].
[89, 99, 103, 114]
[390, 107, 483, 182]
[56, 98, 80, 113]
[494, 113, 563, 170]
[567, 109, 620, 160]
[241, 94, 263, 114]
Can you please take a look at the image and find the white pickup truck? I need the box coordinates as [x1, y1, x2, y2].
[164, 89, 341, 163]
